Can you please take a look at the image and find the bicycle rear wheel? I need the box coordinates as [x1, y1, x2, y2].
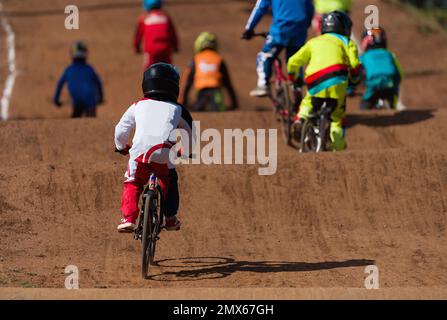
[300, 119, 318, 153]
[318, 111, 332, 152]
[141, 193, 155, 279]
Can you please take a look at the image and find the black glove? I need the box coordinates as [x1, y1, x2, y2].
[241, 29, 254, 40]
[115, 144, 131, 155]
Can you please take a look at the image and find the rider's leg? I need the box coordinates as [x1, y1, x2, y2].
[389, 88, 400, 110]
[360, 97, 375, 110]
[151, 163, 181, 231]
[360, 85, 377, 110]
[85, 106, 97, 118]
[143, 51, 172, 70]
[212, 88, 225, 112]
[118, 159, 151, 232]
[330, 98, 347, 151]
[297, 93, 313, 121]
[251, 39, 282, 97]
[205, 88, 225, 112]
[292, 93, 313, 140]
[71, 103, 84, 118]
[391, 94, 399, 110]
[192, 89, 208, 111]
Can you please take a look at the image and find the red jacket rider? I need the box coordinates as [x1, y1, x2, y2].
[133, 0, 179, 69]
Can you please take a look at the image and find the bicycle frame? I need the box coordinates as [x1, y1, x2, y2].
[250, 32, 303, 147]
[148, 173, 157, 192]
[273, 59, 287, 85]
[134, 173, 164, 241]
[301, 101, 333, 153]
[316, 102, 331, 152]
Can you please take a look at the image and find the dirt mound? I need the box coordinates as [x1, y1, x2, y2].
[0, 0, 446, 296]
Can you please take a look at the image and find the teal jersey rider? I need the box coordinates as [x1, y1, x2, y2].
[359, 27, 403, 110]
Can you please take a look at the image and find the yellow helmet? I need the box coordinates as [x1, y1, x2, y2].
[194, 32, 218, 53]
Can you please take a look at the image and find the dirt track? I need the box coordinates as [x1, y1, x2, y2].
[0, 0, 447, 299]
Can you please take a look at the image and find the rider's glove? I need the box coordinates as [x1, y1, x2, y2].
[115, 144, 131, 155]
[241, 29, 254, 40]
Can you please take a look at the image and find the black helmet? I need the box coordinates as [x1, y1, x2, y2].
[72, 41, 88, 59]
[361, 27, 388, 51]
[142, 63, 180, 102]
[321, 11, 352, 37]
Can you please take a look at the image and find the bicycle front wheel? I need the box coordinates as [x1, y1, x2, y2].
[278, 82, 293, 145]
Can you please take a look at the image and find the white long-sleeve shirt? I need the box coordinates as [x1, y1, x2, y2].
[115, 98, 193, 164]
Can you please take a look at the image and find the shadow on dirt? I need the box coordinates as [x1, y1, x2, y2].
[346, 109, 435, 128]
[148, 256, 375, 281]
[405, 69, 447, 79]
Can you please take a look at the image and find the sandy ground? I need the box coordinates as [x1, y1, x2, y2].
[0, 0, 446, 299]
[2, 287, 447, 300]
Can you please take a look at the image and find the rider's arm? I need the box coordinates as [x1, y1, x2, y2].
[177, 106, 196, 158]
[167, 14, 179, 53]
[133, 15, 144, 53]
[347, 40, 361, 85]
[287, 41, 311, 79]
[220, 61, 238, 110]
[180, 60, 195, 107]
[53, 68, 68, 105]
[392, 53, 404, 83]
[245, 0, 271, 31]
[115, 104, 136, 151]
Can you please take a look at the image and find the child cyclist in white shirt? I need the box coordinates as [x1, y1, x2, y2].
[114, 63, 194, 233]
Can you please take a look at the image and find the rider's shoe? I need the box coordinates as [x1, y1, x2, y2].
[117, 218, 137, 233]
[249, 85, 268, 97]
[165, 215, 181, 231]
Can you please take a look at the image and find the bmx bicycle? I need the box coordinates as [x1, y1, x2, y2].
[300, 97, 337, 153]
[115, 148, 165, 279]
[134, 173, 165, 279]
[249, 33, 303, 147]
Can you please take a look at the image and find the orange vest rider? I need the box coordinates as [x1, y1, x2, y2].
[181, 32, 238, 110]
[193, 49, 223, 91]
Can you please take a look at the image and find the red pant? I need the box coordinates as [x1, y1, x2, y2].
[143, 51, 172, 69]
[120, 159, 178, 223]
